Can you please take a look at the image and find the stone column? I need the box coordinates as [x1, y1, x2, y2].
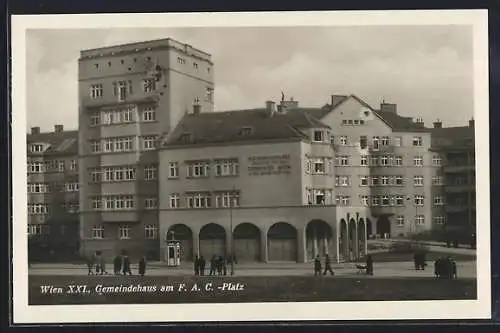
[226, 228, 233, 259]
[192, 232, 200, 260]
[353, 222, 359, 260]
[297, 227, 307, 263]
[260, 230, 268, 263]
[313, 237, 318, 257]
[324, 237, 329, 255]
[344, 225, 350, 262]
[364, 220, 368, 257]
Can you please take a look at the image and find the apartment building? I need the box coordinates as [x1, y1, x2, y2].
[27, 125, 79, 259]
[431, 119, 476, 243]
[306, 95, 443, 239]
[78, 38, 214, 260]
[158, 102, 372, 264]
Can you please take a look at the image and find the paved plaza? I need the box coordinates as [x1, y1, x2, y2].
[29, 260, 476, 279]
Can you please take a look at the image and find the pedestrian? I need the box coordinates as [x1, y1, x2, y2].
[194, 256, 200, 276]
[223, 257, 227, 276]
[138, 256, 146, 277]
[122, 254, 132, 275]
[99, 253, 107, 275]
[209, 255, 216, 276]
[86, 254, 95, 275]
[217, 256, 223, 275]
[366, 254, 373, 276]
[113, 254, 122, 275]
[314, 255, 322, 276]
[323, 254, 334, 276]
[199, 256, 206, 276]
[452, 260, 457, 279]
[413, 253, 419, 270]
[94, 251, 102, 275]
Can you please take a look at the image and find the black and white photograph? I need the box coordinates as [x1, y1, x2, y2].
[11, 10, 490, 323]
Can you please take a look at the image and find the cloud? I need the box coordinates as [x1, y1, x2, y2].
[25, 25, 474, 132]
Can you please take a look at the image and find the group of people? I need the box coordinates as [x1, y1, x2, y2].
[413, 252, 427, 271]
[434, 256, 458, 279]
[194, 255, 236, 276]
[86, 251, 147, 276]
[313, 254, 335, 276]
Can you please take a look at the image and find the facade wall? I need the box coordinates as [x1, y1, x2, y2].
[78, 39, 214, 259]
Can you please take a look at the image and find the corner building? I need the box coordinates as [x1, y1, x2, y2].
[78, 38, 214, 260]
[159, 102, 371, 264]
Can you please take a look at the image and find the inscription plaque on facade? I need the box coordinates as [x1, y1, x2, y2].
[247, 154, 291, 176]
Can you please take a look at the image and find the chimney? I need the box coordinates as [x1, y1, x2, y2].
[433, 119, 442, 129]
[415, 117, 425, 128]
[280, 98, 299, 110]
[469, 118, 475, 128]
[54, 124, 64, 133]
[265, 100, 276, 115]
[380, 102, 397, 114]
[193, 103, 201, 115]
[31, 127, 40, 135]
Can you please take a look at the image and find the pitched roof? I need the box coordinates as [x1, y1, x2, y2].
[431, 125, 475, 150]
[163, 108, 330, 147]
[372, 109, 431, 133]
[27, 130, 79, 155]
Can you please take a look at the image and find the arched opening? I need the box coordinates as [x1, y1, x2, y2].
[233, 223, 261, 262]
[306, 219, 333, 261]
[168, 224, 193, 261]
[348, 218, 357, 261]
[199, 223, 226, 260]
[377, 215, 391, 239]
[358, 218, 366, 258]
[366, 218, 373, 239]
[267, 222, 297, 262]
[339, 219, 348, 261]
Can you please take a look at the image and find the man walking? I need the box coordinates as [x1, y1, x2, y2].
[314, 255, 322, 276]
[323, 254, 334, 276]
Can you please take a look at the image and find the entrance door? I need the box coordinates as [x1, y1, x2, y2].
[234, 238, 260, 262]
[268, 238, 296, 261]
[200, 238, 226, 259]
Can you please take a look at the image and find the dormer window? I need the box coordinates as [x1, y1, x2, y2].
[239, 127, 253, 136]
[179, 133, 192, 144]
[30, 144, 45, 153]
[313, 130, 324, 142]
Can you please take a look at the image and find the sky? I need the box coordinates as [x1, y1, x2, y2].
[26, 26, 474, 132]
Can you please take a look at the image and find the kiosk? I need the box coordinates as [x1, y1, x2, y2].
[164, 232, 181, 267]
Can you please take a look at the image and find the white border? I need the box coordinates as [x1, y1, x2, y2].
[11, 10, 491, 323]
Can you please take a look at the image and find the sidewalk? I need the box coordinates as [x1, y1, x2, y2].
[379, 239, 476, 255]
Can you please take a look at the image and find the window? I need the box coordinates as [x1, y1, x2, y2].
[413, 156, 423, 166]
[239, 127, 252, 136]
[434, 216, 446, 225]
[414, 195, 424, 206]
[30, 144, 45, 153]
[142, 107, 156, 122]
[313, 130, 324, 142]
[415, 215, 425, 225]
[340, 136, 348, 145]
[393, 137, 402, 147]
[396, 216, 405, 226]
[27, 183, 50, 193]
[144, 165, 157, 180]
[180, 133, 192, 143]
[371, 176, 379, 186]
[214, 159, 239, 177]
[142, 136, 157, 150]
[117, 81, 128, 101]
[336, 156, 349, 166]
[372, 136, 380, 150]
[144, 225, 159, 239]
[360, 195, 369, 206]
[360, 155, 368, 166]
[432, 176, 443, 186]
[380, 195, 390, 206]
[27, 224, 44, 236]
[89, 84, 103, 99]
[144, 196, 158, 209]
[381, 136, 390, 146]
[102, 195, 135, 210]
[91, 197, 102, 210]
[118, 225, 130, 239]
[413, 136, 423, 147]
[186, 192, 212, 208]
[360, 176, 369, 186]
[381, 176, 389, 186]
[28, 203, 49, 215]
[370, 156, 379, 166]
[432, 155, 442, 166]
[193, 62, 198, 69]
[394, 156, 403, 166]
[336, 195, 350, 206]
[58, 161, 65, 172]
[186, 161, 210, 178]
[65, 182, 79, 192]
[215, 192, 240, 208]
[168, 162, 179, 178]
[359, 136, 367, 149]
[143, 79, 157, 93]
[28, 161, 44, 173]
[90, 140, 98, 153]
[380, 156, 389, 166]
[169, 193, 180, 208]
[413, 176, 424, 186]
[312, 158, 326, 174]
[433, 196, 444, 206]
[92, 225, 104, 239]
[371, 196, 379, 206]
[205, 87, 214, 103]
[177, 57, 186, 64]
[70, 160, 78, 171]
[335, 176, 350, 187]
[394, 176, 404, 186]
[395, 196, 404, 206]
